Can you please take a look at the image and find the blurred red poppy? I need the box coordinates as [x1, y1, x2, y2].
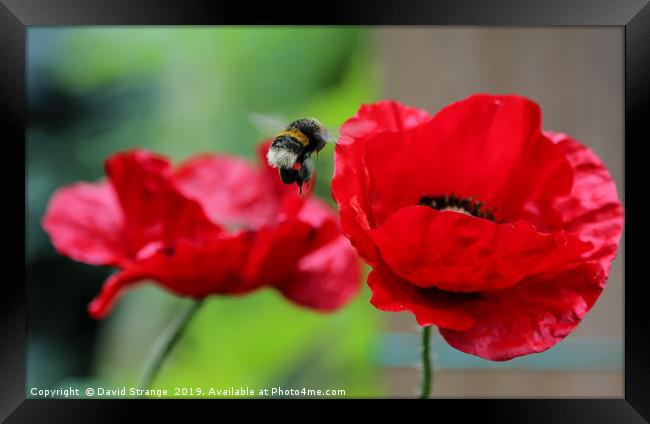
[333, 94, 623, 360]
[43, 143, 360, 319]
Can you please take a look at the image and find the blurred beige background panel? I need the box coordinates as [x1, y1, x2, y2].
[376, 27, 624, 397]
[384, 368, 623, 398]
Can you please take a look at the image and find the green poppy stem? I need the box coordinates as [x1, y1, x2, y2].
[419, 325, 433, 399]
[139, 298, 204, 392]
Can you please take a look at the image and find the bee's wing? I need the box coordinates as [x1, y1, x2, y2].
[323, 126, 340, 143]
[305, 119, 339, 144]
[250, 112, 341, 143]
[248, 113, 288, 137]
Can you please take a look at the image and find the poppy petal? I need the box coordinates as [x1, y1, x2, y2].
[332, 141, 378, 265]
[276, 198, 361, 310]
[369, 205, 592, 292]
[368, 266, 473, 330]
[105, 150, 220, 256]
[240, 199, 343, 293]
[278, 235, 361, 311]
[88, 235, 252, 318]
[489, 131, 574, 231]
[546, 131, 624, 270]
[296, 197, 341, 248]
[438, 262, 606, 360]
[42, 181, 125, 266]
[241, 221, 316, 291]
[332, 100, 431, 263]
[333, 100, 432, 264]
[87, 267, 148, 319]
[338, 99, 431, 145]
[174, 154, 282, 229]
[359, 95, 558, 225]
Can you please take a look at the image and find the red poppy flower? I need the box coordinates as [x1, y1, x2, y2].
[333, 95, 623, 360]
[43, 143, 360, 319]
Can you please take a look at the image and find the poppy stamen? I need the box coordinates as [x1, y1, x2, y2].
[419, 194, 496, 221]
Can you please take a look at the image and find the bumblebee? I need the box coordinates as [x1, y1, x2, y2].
[255, 116, 334, 193]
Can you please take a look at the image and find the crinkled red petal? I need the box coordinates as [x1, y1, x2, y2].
[438, 262, 606, 360]
[545, 131, 624, 271]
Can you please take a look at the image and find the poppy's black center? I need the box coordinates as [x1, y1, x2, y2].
[419, 194, 496, 221]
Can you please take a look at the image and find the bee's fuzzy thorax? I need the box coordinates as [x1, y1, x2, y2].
[266, 146, 299, 169]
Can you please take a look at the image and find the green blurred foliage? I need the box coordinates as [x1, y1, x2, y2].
[27, 27, 385, 397]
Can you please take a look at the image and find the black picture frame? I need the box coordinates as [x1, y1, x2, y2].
[2, 0, 649, 421]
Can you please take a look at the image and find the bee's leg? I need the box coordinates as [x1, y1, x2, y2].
[299, 157, 314, 183]
[279, 167, 300, 185]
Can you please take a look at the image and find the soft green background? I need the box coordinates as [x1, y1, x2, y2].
[27, 27, 384, 398]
